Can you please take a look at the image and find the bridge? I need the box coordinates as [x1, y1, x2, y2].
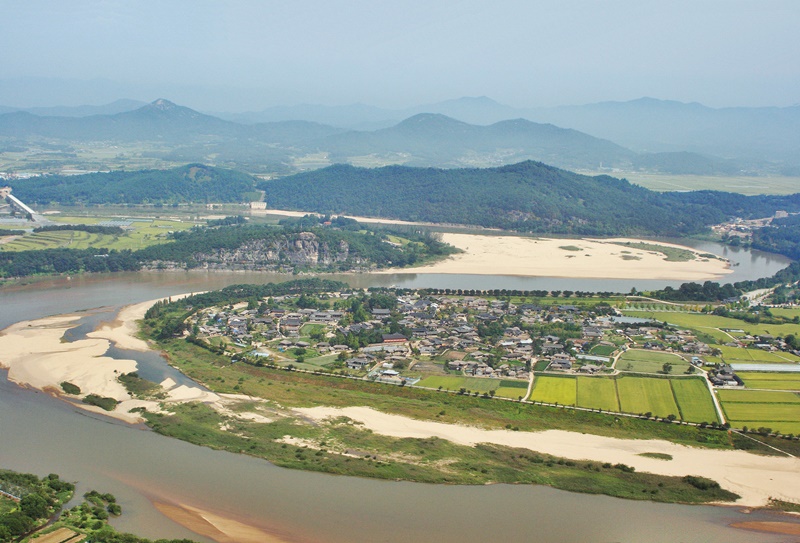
[1, 186, 39, 221]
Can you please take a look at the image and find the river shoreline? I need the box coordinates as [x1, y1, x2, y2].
[2, 298, 800, 512]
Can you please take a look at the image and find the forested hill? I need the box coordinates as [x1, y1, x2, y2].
[11, 164, 258, 204]
[260, 161, 800, 236]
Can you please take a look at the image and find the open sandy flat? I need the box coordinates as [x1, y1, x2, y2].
[380, 234, 733, 280]
[295, 405, 800, 508]
[0, 294, 217, 423]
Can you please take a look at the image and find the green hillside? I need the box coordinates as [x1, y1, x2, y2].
[260, 161, 800, 236]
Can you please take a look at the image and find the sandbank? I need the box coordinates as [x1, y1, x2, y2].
[154, 502, 294, 543]
[379, 233, 732, 280]
[295, 406, 800, 508]
[0, 294, 219, 423]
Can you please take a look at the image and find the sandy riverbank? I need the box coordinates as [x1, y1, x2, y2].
[0, 295, 221, 423]
[294, 405, 800, 508]
[378, 234, 733, 280]
[154, 502, 295, 543]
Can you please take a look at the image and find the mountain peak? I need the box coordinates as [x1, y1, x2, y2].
[150, 98, 179, 111]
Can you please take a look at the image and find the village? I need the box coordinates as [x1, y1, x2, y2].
[184, 287, 797, 395]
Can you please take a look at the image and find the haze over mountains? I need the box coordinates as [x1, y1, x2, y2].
[1, 96, 798, 175]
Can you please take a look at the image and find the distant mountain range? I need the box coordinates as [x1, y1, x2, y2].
[1, 97, 796, 174]
[219, 96, 800, 172]
[0, 99, 634, 172]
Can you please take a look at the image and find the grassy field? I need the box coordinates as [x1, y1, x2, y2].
[617, 377, 679, 418]
[737, 372, 800, 391]
[577, 377, 619, 411]
[617, 350, 690, 374]
[769, 308, 800, 320]
[671, 379, 720, 423]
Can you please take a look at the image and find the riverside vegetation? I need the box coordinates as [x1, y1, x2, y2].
[0, 469, 194, 543]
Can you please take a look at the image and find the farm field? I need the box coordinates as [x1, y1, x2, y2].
[670, 378, 720, 423]
[0, 216, 198, 252]
[494, 379, 530, 400]
[589, 344, 617, 356]
[531, 374, 719, 423]
[622, 310, 800, 340]
[717, 389, 800, 403]
[576, 376, 619, 411]
[617, 349, 690, 374]
[736, 372, 800, 391]
[617, 377, 678, 418]
[584, 172, 800, 196]
[416, 375, 501, 393]
[717, 389, 800, 434]
[717, 345, 800, 364]
[529, 375, 576, 405]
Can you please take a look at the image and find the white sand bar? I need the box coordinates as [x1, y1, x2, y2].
[380, 234, 732, 280]
[295, 406, 800, 507]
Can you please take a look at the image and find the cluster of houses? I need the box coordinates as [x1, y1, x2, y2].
[188, 290, 643, 384]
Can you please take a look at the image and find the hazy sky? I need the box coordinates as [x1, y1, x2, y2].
[1, 0, 798, 110]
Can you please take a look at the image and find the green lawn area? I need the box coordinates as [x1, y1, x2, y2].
[576, 377, 619, 411]
[617, 350, 689, 374]
[301, 353, 340, 368]
[530, 375, 577, 405]
[737, 372, 800, 391]
[617, 376, 679, 418]
[671, 378, 719, 423]
[299, 323, 327, 337]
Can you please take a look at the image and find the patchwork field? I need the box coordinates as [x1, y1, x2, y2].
[0, 216, 198, 252]
[717, 389, 800, 435]
[530, 375, 719, 423]
[617, 349, 690, 374]
[736, 372, 800, 391]
[622, 310, 800, 341]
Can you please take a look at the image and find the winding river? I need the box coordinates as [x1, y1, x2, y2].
[0, 241, 796, 543]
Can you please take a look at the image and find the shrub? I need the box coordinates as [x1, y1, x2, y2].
[61, 381, 81, 395]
